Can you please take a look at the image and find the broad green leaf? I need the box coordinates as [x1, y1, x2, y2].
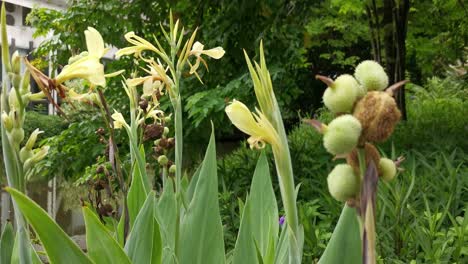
[128, 163, 149, 227]
[318, 204, 362, 264]
[82, 206, 131, 264]
[116, 207, 126, 246]
[6, 187, 92, 264]
[233, 152, 278, 264]
[274, 225, 288, 264]
[186, 164, 201, 202]
[178, 130, 225, 264]
[0, 222, 14, 264]
[155, 179, 177, 264]
[125, 192, 162, 264]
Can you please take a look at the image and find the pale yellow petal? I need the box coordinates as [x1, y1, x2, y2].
[201, 47, 225, 59]
[225, 100, 262, 137]
[85, 27, 105, 58]
[191, 41, 204, 53]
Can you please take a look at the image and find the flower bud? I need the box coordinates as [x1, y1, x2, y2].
[23, 146, 49, 172]
[354, 60, 389, 91]
[379, 158, 397, 182]
[346, 143, 381, 175]
[169, 164, 176, 174]
[24, 129, 43, 150]
[11, 51, 21, 74]
[2, 112, 13, 132]
[327, 164, 359, 202]
[353, 91, 401, 143]
[322, 74, 359, 113]
[19, 147, 33, 163]
[323, 114, 362, 155]
[9, 127, 25, 145]
[157, 155, 168, 166]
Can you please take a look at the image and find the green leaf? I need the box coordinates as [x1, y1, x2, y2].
[82, 206, 131, 264]
[318, 204, 362, 264]
[155, 179, 177, 264]
[0, 222, 14, 264]
[233, 152, 278, 264]
[125, 192, 162, 264]
[11, 232, 40, 264]
[128, 162, 149, 227]
[6, 187, 92, 264]
[178, 129, 225, 264]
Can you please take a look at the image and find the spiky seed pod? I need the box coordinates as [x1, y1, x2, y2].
[354, 60, 389, 91]
[327, 164, 359, 202]
[322, 74, 360, 113]
[379, 158, 397, 182]
[346, 143, 381, 175]
[323, 114, 362, 155]
[169, 164, 176, 174]
[353, 91, 401, 143]
[157, 155, 168, 166]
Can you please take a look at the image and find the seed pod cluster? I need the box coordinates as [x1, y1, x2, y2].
[311, 60, 404, 202]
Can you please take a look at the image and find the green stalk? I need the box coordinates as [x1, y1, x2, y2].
[357, 147, 376, 264]
[1, 86, 32, 264]
[172, 95, 183, 192]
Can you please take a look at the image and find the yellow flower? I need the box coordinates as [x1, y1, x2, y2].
[126, 61, 173, 97]
[188, 41, 225, 81]
[111, 111, 129, 130]
[225, 100, 279, 149]
[116, 32, 158, 58]
[55, 27, 108, 87]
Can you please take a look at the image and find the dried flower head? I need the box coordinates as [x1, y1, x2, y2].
[353, 91, 401, 143]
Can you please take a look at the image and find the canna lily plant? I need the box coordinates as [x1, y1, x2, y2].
[0, 4, 406, 264]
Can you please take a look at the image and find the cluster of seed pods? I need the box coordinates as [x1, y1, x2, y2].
[307, 60, 405, 203]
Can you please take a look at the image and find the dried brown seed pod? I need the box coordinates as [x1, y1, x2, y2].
[154, 145, 164, 155]
[166, 137, 175, 149]
[96, 127, 105, 135]
[143, 124, 164, 141]
[353, 91, 401, 143]
[139, 98, 148, 111]
[346, 143, 381, 175]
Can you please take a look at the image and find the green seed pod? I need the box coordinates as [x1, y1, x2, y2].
[354, 60, 389, 91]
[322, 74, 359, 113]
[323, 114, 362, 155]
[157, 155, 168, 166]
[379, 158, 397, 182]
[163, 127, 169, 137]
[327, 164, 359, 202]
[169, 164, 176, 174]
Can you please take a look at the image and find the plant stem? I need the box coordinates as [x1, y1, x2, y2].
[172, 95, 183, 192]
[357, 147, 376, 264]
